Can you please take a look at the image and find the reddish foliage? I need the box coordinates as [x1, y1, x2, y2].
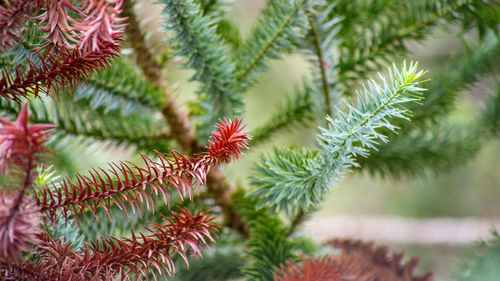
[36, 118, 250, 224]
[0, 0, 123, 102]
[0, 209, 216, 280]
[0, 38, 121, 102]
[35, 0, 123, 51]
[0, 102, 54, 174]
[0, 192, 41, 260]
[330, 239, 434, 281]
[77, 0, 124, 52]
[274, 239, 434, 281]
[274, 255, 344, 281]
[35, 0, 78, 50]
[0, 0, 42, 50]
[206, 118, 250, 164]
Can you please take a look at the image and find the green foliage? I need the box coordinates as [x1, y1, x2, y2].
[161, 0, 241, 136]
[35, 167, 84, 250]
[408, 33, 500, 128]
[358, 123, 482, 177]
[197, 0, 242, 49]
[300, 1, 343, 116]
[83, 57, 166, 112]
[483, 83, 500, 136]
[334, 0, 499, 95]
[0, 97, 169, 152]
[251, 63, 426, 213]
[236, 0, 308, 88]
[457, 231, 500, 281]
[3, 0, 500, 279]
[172, 246, 245, 281]
[243, 214, 296, 281]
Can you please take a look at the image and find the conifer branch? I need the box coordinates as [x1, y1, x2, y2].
[0, 98, 169, 151]
[0, 44, 120, 102]
[274, 239, 433, 281]
[122, 0, 197, 153]
[337, 0, 494, 92]
[36, 119, 250, 225]
[483, 84, 500, 136]
[408, 33, 500, 128]
[243, 215, 296, 281]
[0, 103, 52, 258]
[457, 230, 500, 281]
[358, 123, 482, 177]
[0, 0, 41, 50]
[1, 211, 217, 280]
[236, 0, 308, 87]
[84, 58, 166, 111]
[251, 62, 426, 213]
[161, 0, 240, 132]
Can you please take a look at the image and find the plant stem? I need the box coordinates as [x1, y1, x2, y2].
[121, 0, 248, 237]
[7, 157, 33, 224]
[307, 13, 332, 116]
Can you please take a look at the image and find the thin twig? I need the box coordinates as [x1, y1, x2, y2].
[307, 13, 332, 116]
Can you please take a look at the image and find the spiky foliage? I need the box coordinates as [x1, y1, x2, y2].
[0, 0, 125, 100]
[37, 118, 249, 224]
[161, 0, 240, 135]
[236, 0, 308, 88]
[2, 0, 500, 279]
[299, 1, 343, 116]
[0, 192, 41, 259]
[172, 245, 245, 281]
[1, 210, 216, 280]
[0, 0, 41, 50]
[333, 0, 499, 94]
[407, 32, 500, 128]
[358, 123, 482, 177]
[483, 84, 500, 136]
[243, 214, 296, 281]
[328, 239, 434, 281]
[0, 103, 54, 174]
[80, 57, 166, 113]
[0, 97, 169, 153]
[274, 239, 434, 281]
[251, 63, 426, 213]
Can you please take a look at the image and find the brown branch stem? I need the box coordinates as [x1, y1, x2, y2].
[8, 157, 33, 223]
[121, 0, 248, 237]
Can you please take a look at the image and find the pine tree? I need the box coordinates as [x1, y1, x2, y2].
[0, 0, 499, 280]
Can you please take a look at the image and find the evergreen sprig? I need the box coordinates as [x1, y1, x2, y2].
[251, 62, 426, 213]
[160, 0, 241, 135]
[83, 57, 166, 113]
[243, 214, 296, 281]
[0, 97, 169, 152]
[407, 32, 500, 128]
[483, 84, 500, 136]
[335, 0, 498, 94]
[236, 0, 308, 88]
[358, 123, 482, 177]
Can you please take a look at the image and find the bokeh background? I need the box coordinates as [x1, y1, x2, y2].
[82, 0, 500, 279]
